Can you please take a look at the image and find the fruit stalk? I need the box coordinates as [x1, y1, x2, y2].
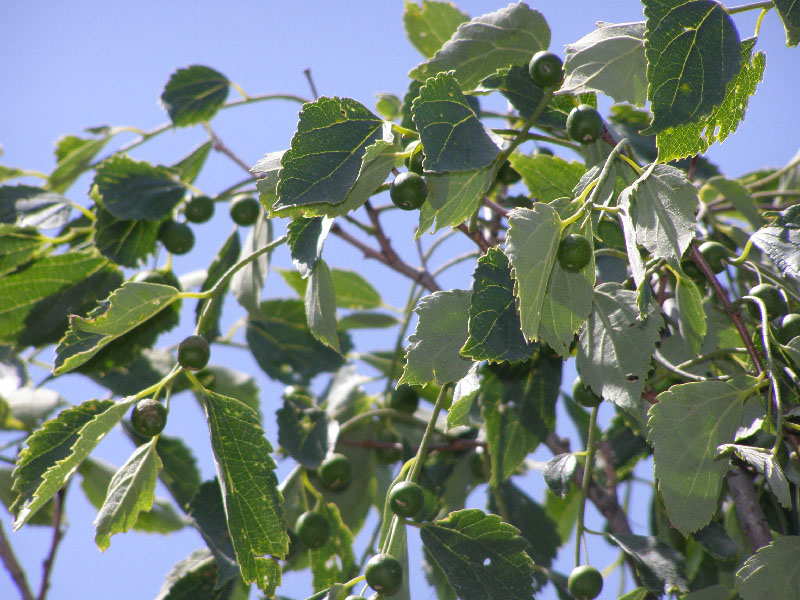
[575, 404, 599, 567]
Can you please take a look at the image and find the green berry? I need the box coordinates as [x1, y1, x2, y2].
[390, 172, 427, 210]
[158, 220, 195, 255]
[375, 431, 402, 464]
[777, 313, 800, 345]
[566, 105, 603, 145]
[131, 399, 167, 437]
[404, 147, 425, 175]
[388, 481, 425, 519]
[365, 553, 403, 596]
[389, 384, 419, 414]
[747, 283, 788, 321]
[496, 160, 521, 185]
[572, 377, 602, 408]
[698, 241, 729, 274]
[567, 565, 603, 600]
[177, 335, 210, 371]
[528, 51, 564, 88]
[229, 194, 260, 226]
[557, 233, 592, 272]
[318, 453, 352, 492]
[296, 511, 330, 549]
[680, 259, 704, 282]
[184, 195, 214, 223]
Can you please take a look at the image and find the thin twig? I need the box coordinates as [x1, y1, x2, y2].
[0, 519, 34, 600]
[303, 68, 319, 99]
[457, 224, 491, 252]
[37, 488, 66, 600]
[204, 124, 254, 175]
[483, 197, 509, 218]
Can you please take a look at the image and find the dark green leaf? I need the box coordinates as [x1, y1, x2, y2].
[773, 0, 800, 46]
[0, 225, 44, 276]
[751, 205, 800, 280]
[160, 65, 230, 127]
[277, 399, 330, 468]
[196, 231, 240, 340]
[643, 0, 741, 133]
[155, 548, 246, 600]
[420, 509, 537, 600]
[336, 311, 397, 330]
[417, 167, 495, 235]
[94, 154, 186, 221]
[90, 349, 177, 398]
[411, 71, 501, 172]
[287, 216, 333, 279]
[245, 299, 348, 385]
[403, 0, 469, 58]
[201, 388, 288, 593]
[736, 536, 800, 599]
[692, 521, 739, 561]
[93, 204, 160, 267]
[188, 480, 240, 588]
[155, 435, 202, 512]
[461, 247, 536, 363]
[543, 453, 577, 498]
[409, 3, 550, 90]
[607, 532, 688, 595]
[172, 141, 213, 184]
[305, 259, 339, 352]
[478, 66, 570, 128]
[0, 184, 70, 229]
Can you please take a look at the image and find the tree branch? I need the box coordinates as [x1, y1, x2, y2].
[727, 467, 772, 551]
[37, 488, 66, 600]
[0, 519, 34, 600]
[457, 224, 491, 252]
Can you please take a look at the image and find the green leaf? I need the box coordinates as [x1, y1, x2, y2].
[287, 216, 333, 278]
[607, 532, 688, 595]
[717, 444, 792, 508]
[0, 249, 116, 346]
[409, 3, 550, 91]
[482, 391, 539, 486]
[201, 388, 288, 593]
[309, 501, 357, 591]
[0, 164, 26, 183]
[160, 65, 230, 127]
[245, 299, 348, 385]
[403, 0, 469, 58]
[171, 141, 213, 184]
[54, 282, 181, 374]
[461, 247, 535, 363]
[447, 365, 480, 430]
[193, 365, 262, 418]
[505, 204, 561, 341]
[509, 154, 585, 203]
[417, 167, 495, 236]
[94, 155, 185, 222]
[277, 400, 330, 468]
[231, 214, 271, 315]
[656, 39, 765, 162]
[274, 97, 385, 213]
[399, 289, 473, 385]
[704, 175, 763, 229]
[11, 398, 135, 528]
[305, 259, 340, 352]
[751, 205, 800, 280]
[94, 439, 162, 550]
[543, 453, 577, 498]
[488, 481, 560, 568]
[420, 509, 537, 600]
[647, 378, 756, 535]
[281, 269, 382, 310]
[692, 522, 739, 561]
[49, 134, 110, 193]
[621, 163, 697, 264]
[188, 480, 240, 587]
[736, 536, 800, 599]
[154, 435, 201, 512]
[337, 311, 397, 330]
[93, 204, 159, 268]
[643, 0, 741, 133]
[562, 22, 648, 106]
[411, 71, 501, 172]
[576, 283, 663, 413]
[675, 276, 706, 355]
[617, 588, 650, 600]
[0, 225, 44, 276]
[0, 184, 70, 229]
[155, 548, 247, 600]
[773, 0, 800, 46]
[196, 231, 240, 340]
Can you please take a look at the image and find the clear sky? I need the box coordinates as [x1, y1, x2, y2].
[1, 2, 799, 599]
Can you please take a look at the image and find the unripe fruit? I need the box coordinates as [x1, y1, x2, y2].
[389, 384, 419, 414]
[365, 553, 403, 596]
[229, 194, 260, 226]
[698, 241, 729, 274]
[496, 160, 522, 185]
[390, 172, 428, 211]
[777, 313, 800, 344]
[296, 511, 330, 549]
[158, 220, 194, 255]
[184, 195, 214, 223]
[528, 51, 564, 88]
[177, 335, 210, 371]
[568, 565, 603, 600]
[747, 283, 788, 321]
[388, 481, 425, 519]
[566, 105, 603, 144]
[557, 233, 592, 272]
[572, 377, 602, 408]
[404, 148, 425, 175]
[131, 399, 167, 437]
[318, 453, 352, 492]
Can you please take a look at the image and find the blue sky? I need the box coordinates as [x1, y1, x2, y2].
[2, 2, 799, 599]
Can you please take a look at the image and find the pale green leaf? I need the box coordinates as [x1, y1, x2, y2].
[195, 230, 240, 340]
[305, 259, 340, 352]
[231, 213, 271, 315]
[49, 134, 109, 193]
[751, 205, 800, 280]
[505, 204, 561, 341]
[447, 364, 480, 430]
[736, 536, 800, 599]
[399, 289, 473, 385]
[718, 444, 792, 508]
[403, 0, 469, 58]
[411, 71, 502, 172]
[647, 378, 756, 535]
[287, 216, 333, 278]
[54, 282, 181, 374]
[562, 21, 648, 106]
[643, 0, 741, 133]
[543, 453, 577, 498]
[409, 3, 550, 91]
[656, 39, 765, 161]
[0, 184, 70, 229]
[0, 225, 44, 277]
[508, 154, 585, 203]
[417, 167, 494, 236]
[577, 283, 663, 413]
[704, 175, 763, 229]
[280, 268, 382, 310]
[675, 276, 706, 355]
[201, 388, 288, 594]
[160, 65, 230, 127]
[336, 312, 397, 330]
